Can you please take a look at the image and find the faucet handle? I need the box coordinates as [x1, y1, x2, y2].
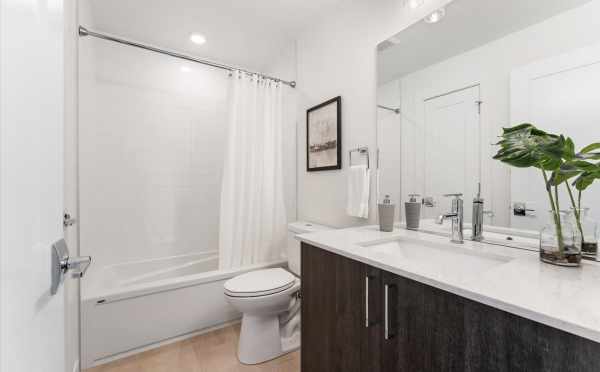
[443, 193, 463, 199]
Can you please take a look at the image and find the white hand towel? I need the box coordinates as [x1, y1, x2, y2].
[346, 164, 371, 218]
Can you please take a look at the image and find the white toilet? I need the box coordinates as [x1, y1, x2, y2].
[224, 221, 331, 365]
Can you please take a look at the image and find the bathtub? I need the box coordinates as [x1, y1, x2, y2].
[81, 252, 286, 369]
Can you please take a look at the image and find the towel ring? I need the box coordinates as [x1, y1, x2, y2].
[349, 147, 370, 169]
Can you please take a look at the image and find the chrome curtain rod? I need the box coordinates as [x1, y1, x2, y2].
[78, 26, 297, 88]
[377, 105, 400, 114]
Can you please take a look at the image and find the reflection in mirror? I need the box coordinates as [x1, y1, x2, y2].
[376, 0, 600, 234]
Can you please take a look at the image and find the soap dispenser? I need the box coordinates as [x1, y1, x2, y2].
[378, 195, 395, 232]
[405, 194, 421, 230]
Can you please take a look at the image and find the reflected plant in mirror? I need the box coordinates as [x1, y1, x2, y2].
[551, 143, 600, 259]
[493, 123, 600, 266]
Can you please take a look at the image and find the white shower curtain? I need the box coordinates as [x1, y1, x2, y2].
[219, 71, 287, 269]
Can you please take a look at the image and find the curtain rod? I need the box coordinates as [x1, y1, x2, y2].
[78, 26, 297, 88]
[377, 105, 400, 114]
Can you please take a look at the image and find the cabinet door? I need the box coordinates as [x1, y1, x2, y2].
[381, 271, 466, 372]
[301, 243, 382, 372]
[380, 270, 600, 372]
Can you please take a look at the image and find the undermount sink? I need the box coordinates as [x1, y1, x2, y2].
[359, 237, 513, 283]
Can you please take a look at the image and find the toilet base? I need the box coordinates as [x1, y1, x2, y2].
[237, 313, 300, 365]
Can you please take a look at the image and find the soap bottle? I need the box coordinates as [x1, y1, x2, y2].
[378, 195, 395, 232]
[405, 194, 421, 230]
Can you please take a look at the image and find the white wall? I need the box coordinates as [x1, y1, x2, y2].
[389, 0, 600, 227]
[295, 0, 452, 227]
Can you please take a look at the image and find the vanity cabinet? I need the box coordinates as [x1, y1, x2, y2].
[301, 243, 600, 372]
[300, 242, 382, 372]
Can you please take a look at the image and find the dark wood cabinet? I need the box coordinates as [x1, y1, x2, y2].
[301, 243, 600, 372]
[301, 242, 382, 372]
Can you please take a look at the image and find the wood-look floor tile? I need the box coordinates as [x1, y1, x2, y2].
[84, 325, 299, 372]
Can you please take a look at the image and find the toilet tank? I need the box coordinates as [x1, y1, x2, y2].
[287, 221, 332, 276]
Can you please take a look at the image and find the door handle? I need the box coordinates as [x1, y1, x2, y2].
[384, 283, 396, 340]
[51, 239, 92, 295]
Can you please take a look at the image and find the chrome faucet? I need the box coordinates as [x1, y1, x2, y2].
[436, 193, 464, 244]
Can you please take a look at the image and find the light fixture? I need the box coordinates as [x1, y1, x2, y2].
[189, 33, 206, 45]
[180, 66, 192, 73]
[408, 0, 424, 9]
[424, 7, 446, 23]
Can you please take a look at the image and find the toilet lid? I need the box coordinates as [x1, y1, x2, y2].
[224, 268, 296, 297]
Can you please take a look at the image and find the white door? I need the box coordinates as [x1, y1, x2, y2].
[0, 1, 75, 371]
[422, 85, 481, 222]
[511, 43, 600, 231]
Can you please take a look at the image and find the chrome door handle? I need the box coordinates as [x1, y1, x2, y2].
[51, 239, 92, 295]
[68, 256, 92, 278]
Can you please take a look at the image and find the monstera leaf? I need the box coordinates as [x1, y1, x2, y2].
[573, 163, 600, 192]
[577, 143, 600, 160]
[549, 142, 600, 188]
[493, 124, 566, 171]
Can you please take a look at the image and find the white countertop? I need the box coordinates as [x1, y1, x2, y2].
[297, 225, 600, 343]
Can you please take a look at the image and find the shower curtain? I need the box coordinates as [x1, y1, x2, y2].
[219, 71, 287, 269]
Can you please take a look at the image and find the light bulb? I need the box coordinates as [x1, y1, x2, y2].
[424, 7, 446, 24]
[408, 0, 424, 9]
[189, 33, 207, 45]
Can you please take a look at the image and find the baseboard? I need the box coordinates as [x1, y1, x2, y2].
[88, 319, 241, 368]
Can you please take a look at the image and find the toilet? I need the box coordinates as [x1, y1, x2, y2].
[224, 221, 331, 365]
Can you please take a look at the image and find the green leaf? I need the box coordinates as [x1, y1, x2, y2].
[563, 138, 576, 160]
[577, 152, 600, 160]
[493, 123, 565, 172]
[580, 143, 600, 154]
[549, 163, 580, 186]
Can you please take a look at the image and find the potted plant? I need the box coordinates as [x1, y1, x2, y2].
[493, 123, 600, 266]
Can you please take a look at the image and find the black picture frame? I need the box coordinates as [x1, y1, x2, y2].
[306, 96, 342, 172]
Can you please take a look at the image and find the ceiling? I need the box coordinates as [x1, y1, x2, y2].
[378, 0, 594, 83]
[83, 0, 345, 73]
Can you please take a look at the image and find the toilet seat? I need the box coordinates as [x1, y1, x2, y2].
[224, 268, 296, 297]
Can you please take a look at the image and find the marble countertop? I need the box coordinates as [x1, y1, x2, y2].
[297, 225, 600, 343]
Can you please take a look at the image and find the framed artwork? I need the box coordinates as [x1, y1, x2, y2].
[306, 96, 342, 171]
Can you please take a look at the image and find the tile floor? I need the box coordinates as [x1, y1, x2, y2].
[85, 324, 300, 372]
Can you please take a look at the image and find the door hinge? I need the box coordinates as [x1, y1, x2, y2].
[63, 211, 77, 227]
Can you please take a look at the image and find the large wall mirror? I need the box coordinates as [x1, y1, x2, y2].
[377, 0, 600, 232]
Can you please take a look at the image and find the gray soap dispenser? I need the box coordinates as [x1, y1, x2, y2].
[378, 195, 395, 232]
[405, 194, 421, 230]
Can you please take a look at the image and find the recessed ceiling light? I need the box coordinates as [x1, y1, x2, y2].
[180, 66, 192, 73]
[189, 33, 206, 45]
[424, 7, 446, 24]
[408, 0, 424, 9]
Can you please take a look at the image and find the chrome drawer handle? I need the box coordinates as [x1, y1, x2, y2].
[365, 276, 370, 328]
[384, 284, 395, 340]
[384, 284, 389, 339]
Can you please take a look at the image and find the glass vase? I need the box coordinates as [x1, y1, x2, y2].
[568, 208, 599, 261]
[540, 210, 581, 267]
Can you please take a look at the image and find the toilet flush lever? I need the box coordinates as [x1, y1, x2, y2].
[51, 239, 92, 295]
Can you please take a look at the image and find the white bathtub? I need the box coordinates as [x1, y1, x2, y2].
[81, 252, 286, 369]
